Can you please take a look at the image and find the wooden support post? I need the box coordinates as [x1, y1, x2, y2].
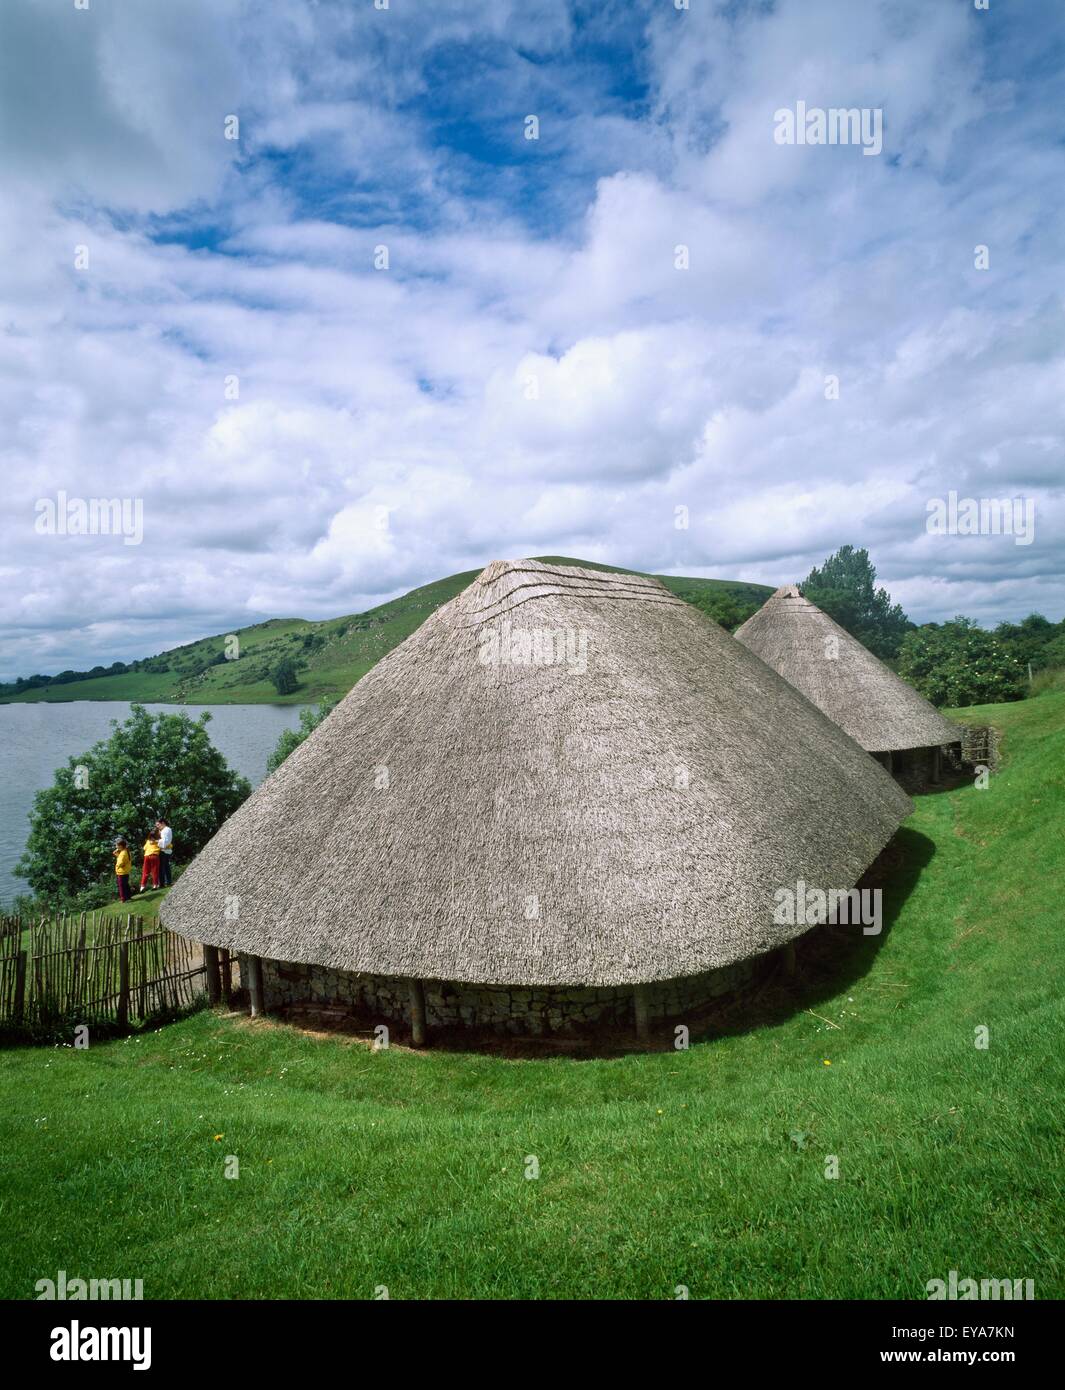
[409, 979, 427, 1047]
[14, 950, 26, 1023]
[782, 942, 797, 977]
[204, 944, 221, 1006]
[248, 955, 264, 1018]
[68, 915, 86, 1014]
[633, 984, 650, 1041]
[117, 941, 130, 1031]
[220, 949, 233, 1006]
[930, 745, 942, 785]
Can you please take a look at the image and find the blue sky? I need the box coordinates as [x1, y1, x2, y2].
[1, 0, 1063, 679]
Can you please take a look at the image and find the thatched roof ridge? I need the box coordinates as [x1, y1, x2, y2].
[459, 560, 682, 624]
[734, 586, 960, 754]
[162, 559, 912, 987]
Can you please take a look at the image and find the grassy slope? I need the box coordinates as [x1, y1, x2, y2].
[0, 693, 1061, 1299]
[1, 559, 772, 705]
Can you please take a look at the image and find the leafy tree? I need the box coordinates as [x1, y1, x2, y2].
[1036, 632, 1065, 671]
[15, 704, 251, 904]
[896, 618, 1026, 708]
[266, 698, 339, 775]
[993, 613, 1061, 671]
[270, 657, 300, 695]
[801, 546, 912, 659]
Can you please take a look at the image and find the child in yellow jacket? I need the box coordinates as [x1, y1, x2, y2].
[140, 833, 160, 891]
[113, 839, 132, 902]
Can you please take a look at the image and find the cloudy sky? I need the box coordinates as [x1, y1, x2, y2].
[1, 0, 1063, 680]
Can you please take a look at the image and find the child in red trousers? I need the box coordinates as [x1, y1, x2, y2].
[140, 833, 161, 890]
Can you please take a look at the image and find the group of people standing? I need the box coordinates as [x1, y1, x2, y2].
[112, 818, 173, 902]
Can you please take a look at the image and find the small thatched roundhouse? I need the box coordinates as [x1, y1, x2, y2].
[734, 586, 961, 779]
[162, 560, 912, 1041]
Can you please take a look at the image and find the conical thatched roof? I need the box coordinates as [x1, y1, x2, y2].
[734, 585, 960, 755]
[162, 560, 911, 987]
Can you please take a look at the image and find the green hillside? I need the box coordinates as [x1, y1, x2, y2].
[0, 559, 773, 705]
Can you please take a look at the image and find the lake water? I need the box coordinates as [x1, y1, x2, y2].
[0, 702, 309, 907]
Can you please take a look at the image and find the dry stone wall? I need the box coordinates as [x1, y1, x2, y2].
[257, 956, 754, 1036]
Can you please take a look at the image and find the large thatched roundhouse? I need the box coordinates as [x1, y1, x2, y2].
[162, 560, 912, 1041]
[734, 586, 961, 780]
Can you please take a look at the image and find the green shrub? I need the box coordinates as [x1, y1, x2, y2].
[690, 594, 760, 632]
[994, 613, 1063, 670]
[270, 658, 300, 695]
[897, 618, 1026, 707]
[1036, 634, 1065, 670]
[267, 698, 340, 774]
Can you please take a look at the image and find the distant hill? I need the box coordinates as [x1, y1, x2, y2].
[0, 558, 774, 705]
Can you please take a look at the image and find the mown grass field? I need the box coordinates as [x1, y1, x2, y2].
[0, 559, 771, 706]
[0, 693, 1061, 1300]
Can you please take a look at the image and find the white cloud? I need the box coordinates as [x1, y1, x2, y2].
[0, 0, 1063, 679]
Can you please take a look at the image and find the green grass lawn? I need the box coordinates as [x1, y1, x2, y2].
[10, 886, 166, 953]
[107, 886, 168, 923]
[1, 694, 1062, 1300]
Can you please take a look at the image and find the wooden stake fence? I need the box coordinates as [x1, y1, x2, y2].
[0, 912, 209, 1036]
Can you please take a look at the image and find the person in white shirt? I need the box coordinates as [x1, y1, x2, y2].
[156, 818, 174, 887]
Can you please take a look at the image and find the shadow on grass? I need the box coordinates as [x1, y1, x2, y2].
[264, 827, 937, 1062]
[0, 997, 209, 1050]
[678, 825, 937, 1051]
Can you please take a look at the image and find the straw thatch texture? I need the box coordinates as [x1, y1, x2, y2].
[734, 586, 960, 754]
[162, 560, 912, 987]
